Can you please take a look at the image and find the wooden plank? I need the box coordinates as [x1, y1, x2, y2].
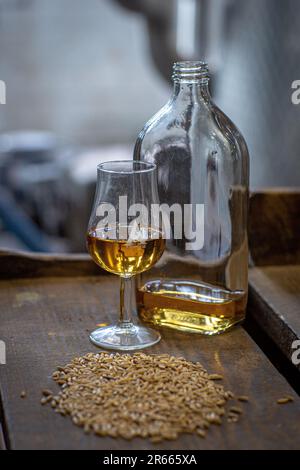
[249, 189, 300, 267]
[249, 265, 300, 370]
[248, 189, 300, 368]
[0, 258, 299, 449]
[0, 423, 6, 450]
[0, 250, 99, 280]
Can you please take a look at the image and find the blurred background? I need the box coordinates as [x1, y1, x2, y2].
[0, 0, 299, 253]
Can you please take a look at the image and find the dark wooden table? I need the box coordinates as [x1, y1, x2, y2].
[248, 189, 300, 369]
[0, 250, 299, 450]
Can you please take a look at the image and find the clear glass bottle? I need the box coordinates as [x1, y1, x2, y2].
[134, 61, 249, 335]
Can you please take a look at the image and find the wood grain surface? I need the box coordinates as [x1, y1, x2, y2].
[0, 423, 6, 450]
[249, 189, 300, 266]
[249, 265, 300, 369]
[0, 252, 299, 450]
[248, 189, 300, 369]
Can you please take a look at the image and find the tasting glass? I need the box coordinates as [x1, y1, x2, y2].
[87, 161, 165, 350]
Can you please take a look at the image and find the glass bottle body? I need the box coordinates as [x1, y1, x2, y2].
[134, 62, 249, 335]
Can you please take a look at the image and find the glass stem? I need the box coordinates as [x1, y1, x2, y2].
[119, 276, 134, 328]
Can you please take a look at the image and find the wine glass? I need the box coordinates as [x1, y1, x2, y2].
[86, 160, 165, 350]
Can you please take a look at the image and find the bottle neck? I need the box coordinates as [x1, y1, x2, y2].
[172, 61, 211, 104]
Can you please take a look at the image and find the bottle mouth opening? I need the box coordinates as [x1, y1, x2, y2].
[172, 61, 209, 83]
[97, 160, 156, 175]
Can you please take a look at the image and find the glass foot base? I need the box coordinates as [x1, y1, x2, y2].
[89, 324, 161, 351]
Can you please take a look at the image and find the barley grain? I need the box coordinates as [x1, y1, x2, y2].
[237, 395, 249, 402]
[277, 396, 294, 405]
[229, 406, 243, 415]
[208, 374, 223, 381]
[43, 352, 235, 442]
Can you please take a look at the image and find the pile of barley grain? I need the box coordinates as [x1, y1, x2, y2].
[42, 352, 234, 442]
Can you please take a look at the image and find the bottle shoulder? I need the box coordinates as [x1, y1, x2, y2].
[135, 100, 173, 140]
[210, 102, 249, 161]
[135, 99, 249, 165]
